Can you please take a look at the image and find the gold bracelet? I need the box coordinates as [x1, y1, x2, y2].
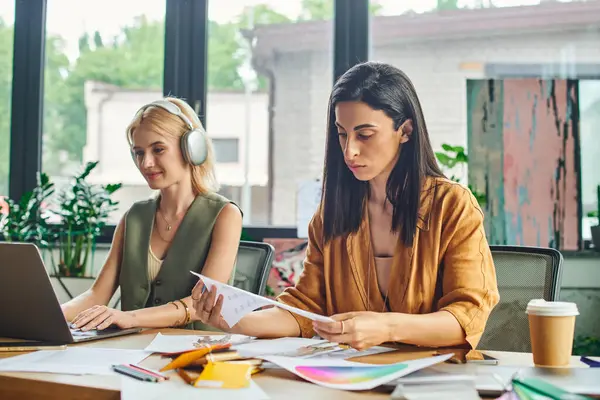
[177, 299, 191, 326]
[169, 301, 183, 327]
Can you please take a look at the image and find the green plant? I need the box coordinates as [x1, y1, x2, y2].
[573, 335, 600, 356]
[0, 173, 55, 243]
[435, 144, 487, 206]
[48, 161, 122, 277]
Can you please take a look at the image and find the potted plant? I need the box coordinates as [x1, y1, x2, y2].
[0, 173, 55, 244]
[47, 161, 122, 277]
[590, 185, 600, 251]
[435, 144, 487, 206]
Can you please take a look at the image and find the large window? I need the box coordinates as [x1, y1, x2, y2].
[370, 0, 600, 249]
[207, 0, 334, 226]
[43, 0, 166, 224]
[0, 3, 14, 198]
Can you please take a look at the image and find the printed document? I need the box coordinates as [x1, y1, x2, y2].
[191, 272, 334, 326]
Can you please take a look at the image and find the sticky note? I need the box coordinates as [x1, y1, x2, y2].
[194, 362, 252, 389]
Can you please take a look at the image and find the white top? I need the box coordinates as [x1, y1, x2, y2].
[526, 299, 579, 317]
[148, 247, 164, 282]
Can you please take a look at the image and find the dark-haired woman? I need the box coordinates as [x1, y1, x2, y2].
[192, 61, 499, 350]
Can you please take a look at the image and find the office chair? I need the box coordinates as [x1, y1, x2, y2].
[231, 240, 275, 296]
[478, 245, 563, 352]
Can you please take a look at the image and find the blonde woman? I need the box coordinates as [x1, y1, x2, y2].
[61, 97, 242, 331]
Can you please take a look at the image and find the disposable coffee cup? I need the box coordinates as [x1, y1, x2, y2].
[526, 299, 579, 367]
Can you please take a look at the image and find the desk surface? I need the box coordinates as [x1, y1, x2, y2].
[0, 329, 588, 400]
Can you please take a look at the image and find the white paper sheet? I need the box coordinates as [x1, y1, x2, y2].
[145, 333, 255, 354]
[120, 378, 269, 400]
[191, 272, 334, 326]
[260, 354, 453, 391]
[0, 348, 150, 375]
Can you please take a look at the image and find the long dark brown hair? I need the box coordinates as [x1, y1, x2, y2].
[321, 62, 444, 246]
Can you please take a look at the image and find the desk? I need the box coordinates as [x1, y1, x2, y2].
[0, 329, 588, 400]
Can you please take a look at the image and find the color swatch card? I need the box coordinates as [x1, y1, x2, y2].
[261, 353, 453, 391]
[191, 272, 334, 326]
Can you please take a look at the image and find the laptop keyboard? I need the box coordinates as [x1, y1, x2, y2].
[70, 327, 122, 337]
[70, 329, 100, 337]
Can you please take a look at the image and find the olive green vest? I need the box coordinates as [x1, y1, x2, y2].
[119, 192, 237, 331]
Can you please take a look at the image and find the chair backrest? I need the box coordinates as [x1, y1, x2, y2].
[478, 245, 563, 352]
[232, 240, 275, 296]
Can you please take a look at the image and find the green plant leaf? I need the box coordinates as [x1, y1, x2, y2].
[455, 151, 468, 163]
[435, 152, 457, 168]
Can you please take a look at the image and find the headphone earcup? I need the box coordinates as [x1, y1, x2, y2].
[181, 128, 208, 166]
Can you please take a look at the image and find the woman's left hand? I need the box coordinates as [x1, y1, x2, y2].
[312, 311, 390, 350]
[70, 305, 136, 331]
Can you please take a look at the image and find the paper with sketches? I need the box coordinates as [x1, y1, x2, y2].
[120, 377, 269, 400]
[260, 354, 453, 391]
[191, 272, 334, 326]
[315, 345, 395, 360]
[0, 348, 150, 375]
[235, 337, 395, 360]
[145, 333, 255, 354]
[234, 337, 325, 358]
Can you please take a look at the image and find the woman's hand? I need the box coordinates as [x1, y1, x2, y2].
[312, 311, 391, 350]
[191, 281, 231, 332]
[70, 305, 136, 331]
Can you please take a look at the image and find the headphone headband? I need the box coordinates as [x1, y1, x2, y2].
[128, 99, 208, 166]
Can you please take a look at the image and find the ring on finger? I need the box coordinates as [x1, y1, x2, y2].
[341, 320, 345, 334]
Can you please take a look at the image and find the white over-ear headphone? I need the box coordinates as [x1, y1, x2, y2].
[128, 99, 208, 166]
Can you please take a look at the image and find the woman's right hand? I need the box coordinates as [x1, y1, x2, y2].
[191, 281, 232, 332]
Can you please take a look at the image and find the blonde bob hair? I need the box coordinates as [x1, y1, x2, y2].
[126, 97, 219, 195]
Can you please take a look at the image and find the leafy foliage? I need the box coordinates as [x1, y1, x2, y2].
[0, 173, 55, 243]
[435, 144, 487, 206]
[1, 162, 121, 277]
[47, 161, 122, 277]
[573, 335, 600, 356]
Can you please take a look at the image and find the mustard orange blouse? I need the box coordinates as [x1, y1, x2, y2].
[277, 177, 500, 349]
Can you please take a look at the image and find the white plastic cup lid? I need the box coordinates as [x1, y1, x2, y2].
[526, 299, 579, 317]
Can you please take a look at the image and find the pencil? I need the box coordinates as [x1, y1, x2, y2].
[128, 364, 169, 381]
[112, 364, 158, 382]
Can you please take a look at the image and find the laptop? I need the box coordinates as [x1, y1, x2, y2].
[0, 242, 141, 345]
